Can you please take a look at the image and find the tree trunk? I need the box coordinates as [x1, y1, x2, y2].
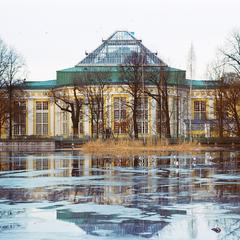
[72, 116, 79, 138]
[133, 110, 138, 139]
[96, 118, 99, 139]
[218, 93, 224, 138]
[9, 91, 12, 139]
[233, 107, 240, 137]
[91, 118, 94, 139]
[101, 97, 105, 138]
[9, 114, 12, 139]
[163, 94, 171, 139]
[157, 99, 162, 139]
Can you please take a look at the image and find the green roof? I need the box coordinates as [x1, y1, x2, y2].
[56, 65, 186, 86]
[185, 79, 216, 89]
[24, 78, 215, 90]
[25, 80, 57, 89]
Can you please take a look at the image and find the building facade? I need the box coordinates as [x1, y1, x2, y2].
[1, 31, 217, 139]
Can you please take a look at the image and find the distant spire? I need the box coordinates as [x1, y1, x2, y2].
[187, 43, 196, 79]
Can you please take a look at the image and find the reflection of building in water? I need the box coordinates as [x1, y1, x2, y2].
[166, 152, 217, 204]
[0, 151, 239, 206]
[0, 152, 27, 171]
[57, 208, 169, 238]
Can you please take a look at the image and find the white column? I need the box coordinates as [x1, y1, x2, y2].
[27, 99, 34, 135]
[106, 94, 111, 129]
[49, 100, 55, 136]
[151, 98, 156, 136]
[55, 106, 61, 136]
[84, 105, 90, 136]
[208, 98, 214, 119]
[204, 123, 210, 137]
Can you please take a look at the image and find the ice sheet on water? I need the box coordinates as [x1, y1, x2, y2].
[0, 153, 85, 161]
[0, 175, 132, 188]
[163, 167, 194, 173]
[2, 169, 67, 177]
[0, 208, 86, 240]
[112, 167, 161, 174]
[0, 200, 70, 211]
[0, 170, 26, 176]
[152, 154, 204, 160]
[212, 174, 240, 180]
[60, 203, 143, 218]
[155, 216, 218, 240]
[91, 229, 114, 236]
[2, 201, 162, 240]
[0, 232, 149, 240]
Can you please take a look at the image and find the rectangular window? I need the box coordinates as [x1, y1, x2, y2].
[136, 97, 148, 134]
[36, 101, 48, 135]
[62, 112, 69, 135]
[114, 97, 127, 134]
[194, 101, 206, 120]
[13, 101, 26, 136]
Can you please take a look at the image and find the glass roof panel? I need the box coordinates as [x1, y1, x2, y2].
[110, 31, 135, 40]
[77, 31, 165, 66]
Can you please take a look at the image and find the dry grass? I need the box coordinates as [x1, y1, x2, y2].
[81, 139, 209, 156]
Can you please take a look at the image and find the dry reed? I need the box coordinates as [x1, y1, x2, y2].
[81, 139, 208, 156]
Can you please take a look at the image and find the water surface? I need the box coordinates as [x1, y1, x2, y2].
[0, 151, 239, 239]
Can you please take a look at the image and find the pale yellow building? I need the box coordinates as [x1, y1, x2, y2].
[3, 31, 217, 139]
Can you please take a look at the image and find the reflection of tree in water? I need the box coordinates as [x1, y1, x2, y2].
[154, 156, 171, 206]
[214, 151, 240, 203]
[215, 182, 240, 203]
[71, 151, 84, 176]
[214, 151, 240, 173]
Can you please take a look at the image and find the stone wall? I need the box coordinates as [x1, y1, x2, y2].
[0, 140, 55, 151]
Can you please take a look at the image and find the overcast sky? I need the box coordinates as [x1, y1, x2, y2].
[0, 0, 239, 81]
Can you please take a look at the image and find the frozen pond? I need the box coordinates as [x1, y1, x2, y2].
[0, 150, 239, 240]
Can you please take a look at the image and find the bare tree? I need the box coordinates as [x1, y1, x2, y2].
[0, 39, 8, 85]
[208, 59, 228, 137]
[51, 70, 111, 139]
[221, 32, 240, 76]
[213, 78, 227, 138]
[0, 39, 26, 139]
[50, 86, 84, 138]
[210, 31, 240, 137]
[77, 71, 111, 139]
[145, 65, 171, 139]
[120, 52, 146, 139]
[222, 32, 240, 136]
[0, 96, 7, 138]
[222, 73, 240, 136]
[0, 39, 9, 137]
